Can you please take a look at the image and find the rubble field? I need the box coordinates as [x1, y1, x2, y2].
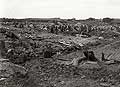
[0, 18, 120, 87]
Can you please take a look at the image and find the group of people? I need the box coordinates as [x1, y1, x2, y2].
[42, 22, 93, 35]
[6, 21, 120, 37]
[2, 21, 94, 36]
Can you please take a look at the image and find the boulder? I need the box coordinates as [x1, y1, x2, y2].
[0, 61, 27, 78]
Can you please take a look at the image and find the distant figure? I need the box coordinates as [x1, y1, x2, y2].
[43, 45, 54, 58]
[55, 25, 58, 34]
[0, 40, 7, 58]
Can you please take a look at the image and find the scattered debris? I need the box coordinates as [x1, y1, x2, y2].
[1, 19, 120, 87]
[100, 82, 111, 87]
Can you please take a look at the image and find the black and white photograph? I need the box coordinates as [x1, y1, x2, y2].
[0, 0, 120, 87]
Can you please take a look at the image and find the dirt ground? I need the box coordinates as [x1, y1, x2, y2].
[1, 21, 120, 87]
[1, 35, 120, 87]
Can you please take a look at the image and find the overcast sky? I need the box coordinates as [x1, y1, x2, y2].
[0, 0, 120, 19]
